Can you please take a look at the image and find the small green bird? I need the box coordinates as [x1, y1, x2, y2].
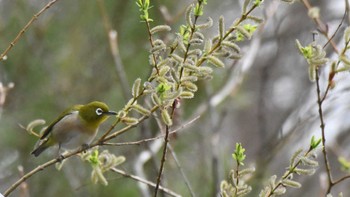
[31, 101, 116, 157]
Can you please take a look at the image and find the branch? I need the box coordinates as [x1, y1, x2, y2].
[315, 68, 333, 194]
[104, 116, 200, 146]
[167, 144, 195, 197]
[332, 174, 350, 186]
[0, 0, 61, 61]
[111, 168, 181, 197]
[300, 0, 339, 54]
[4, 157, 59, 196]
[3, 108, 156, 196]
[154, 102, 176, 197]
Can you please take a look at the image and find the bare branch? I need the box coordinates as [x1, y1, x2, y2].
[111, 168, 181, 197]
[0, 0, 61, 61]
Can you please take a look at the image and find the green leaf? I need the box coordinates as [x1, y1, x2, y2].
[296, 40, 313, 59]
[235, 24, 256, 41]
[89, 150, 100, 166]
[232, 143, 246, 166]
[338, 157, 350, 172]
[310, 135, 322, 150]
[194, 2, 204, 16]
[254, 0, 264, 6]
[156, 83, 171, 94]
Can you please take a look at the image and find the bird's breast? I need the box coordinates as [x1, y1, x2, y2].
[51, 111, 98, 150]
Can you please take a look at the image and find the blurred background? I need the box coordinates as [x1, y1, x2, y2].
[0, 0, 349, 196]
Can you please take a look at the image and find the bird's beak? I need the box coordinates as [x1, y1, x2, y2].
[103, 111, 117, 116]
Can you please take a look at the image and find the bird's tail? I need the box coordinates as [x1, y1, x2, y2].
[31, 139, 50, 157]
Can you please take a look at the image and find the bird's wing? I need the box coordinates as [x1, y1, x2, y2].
[40, 104, 83, 139]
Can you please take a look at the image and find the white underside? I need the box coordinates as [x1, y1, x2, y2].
[51, 111, 97, 150]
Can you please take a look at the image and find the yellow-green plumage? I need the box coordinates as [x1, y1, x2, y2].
[31, 101, 116, 157]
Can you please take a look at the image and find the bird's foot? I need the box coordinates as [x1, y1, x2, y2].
[56, 154, 64, 163]
[81, 143, 90, 153]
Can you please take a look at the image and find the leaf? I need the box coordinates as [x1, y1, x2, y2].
[207, 55, 225, 68]
[203, 39, 212, 54]
[130, 104, 151, 115]
[171, 53, 184, 63]
[219, 16, 225, 40]
[338, 157, 350, 172]
[247, 15, 264, 23]
[159, 66, 170, 76]
[196, 17, 213, 29]
[290, 148, 303, 167]
[300, 157, 318, 167]
[222, 41, 241, 53]
[121, 117, 139, 125]
[232, 143, 246, 166]
[238, 167, 256, 176]
[282, 179, 301, 188]
[340, 55, 350, 66]
[294, 168, 316, 176]
[242, 0, 251, 14]
[161, 109, 173, 126]
[132, 78, 142, 98]
[181, 81, 198, 92]
[151, 93, 162, 106]
[308, 64, 316, 82]
[310, 136, 322, 150]
[180, 91, 194, 99]
[268, 175, 277, 189]
[345, 27, 350, 42]
[235, 25, 252, 40]
[185, 4, 194, 27]
[150, 25, 171, 34]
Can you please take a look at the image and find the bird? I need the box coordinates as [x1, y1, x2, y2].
[31, 101, 116, 157]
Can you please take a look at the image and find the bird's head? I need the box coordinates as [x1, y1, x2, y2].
[78, 101, 116, 127]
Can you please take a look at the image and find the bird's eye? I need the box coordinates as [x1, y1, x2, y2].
[96, 108, 103, 116]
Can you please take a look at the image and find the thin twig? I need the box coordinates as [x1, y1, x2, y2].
[154, 0, 206, 195]
[104, 106, 159, 142]
[17, 166, 29, 197]
[301, 0, 350, 193]
[167, 144, 196, 197]
[195, 3, 259, 67]
[144, 14, 160, 74]
[300, 0, 339, 54]
[111, 168, 182, 197]
[322, 9, 346, 49]
[268, 147, 314, 196]
[315, 68, 333, 194]
[156, 107, 196, 196]
[332, 174, 350, 186]
[104, 116, 200, 146]
[0, 0, 61, 61]
[4, 157, 58, 196]
[154, 127, 168, 197]
[154, 102, 176, 197]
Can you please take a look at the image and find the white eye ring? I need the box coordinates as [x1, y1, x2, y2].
[96, 108, 103, 116]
